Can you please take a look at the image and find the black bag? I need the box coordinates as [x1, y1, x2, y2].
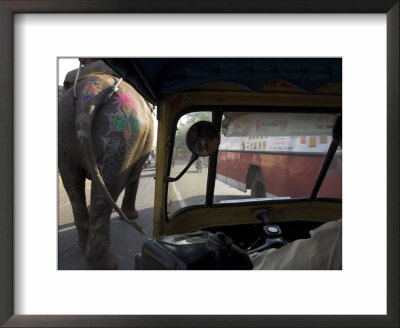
[135, 231, 253, 270]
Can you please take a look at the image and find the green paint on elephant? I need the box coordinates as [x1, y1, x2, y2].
[123, 107, 133, 118]
[102, 136, 123, 160]
[111, 113, 127, 131]
[93, 234, 106, 246]
[76, 113, 90, 125]
[101, 137, 108, 146]
[128, 117, 140, 134]
[77, 129, 88, 139]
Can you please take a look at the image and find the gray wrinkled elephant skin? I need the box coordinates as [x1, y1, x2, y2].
[58, 73, 154, 269]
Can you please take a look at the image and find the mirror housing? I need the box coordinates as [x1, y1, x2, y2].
[186, 121, 220, 156]
[164, 121, 220, 182]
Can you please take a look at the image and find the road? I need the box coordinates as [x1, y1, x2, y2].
[58, 164, 156, 270]
[168, 160, 251, 215]
[58, 159, 250, 270]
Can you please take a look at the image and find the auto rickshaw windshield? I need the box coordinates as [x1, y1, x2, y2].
[167, 111, 342, 218]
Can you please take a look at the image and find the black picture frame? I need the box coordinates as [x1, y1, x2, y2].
[1, 1, 398, 327]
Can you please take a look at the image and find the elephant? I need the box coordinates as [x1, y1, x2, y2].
[63, 59, 118, 92]
[58, 73, 154, 269]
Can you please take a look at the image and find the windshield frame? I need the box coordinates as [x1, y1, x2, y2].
[165, 106, 342, 221]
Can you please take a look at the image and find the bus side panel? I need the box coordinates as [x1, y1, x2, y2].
[318, 154, 342, 198]
[258, 153, 289, 196]
[217, 152, 341, 198]
[287, 155, 325, 198]
[217, 151, 247, 190]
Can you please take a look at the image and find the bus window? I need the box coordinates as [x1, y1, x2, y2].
[167, 112, 212, 217]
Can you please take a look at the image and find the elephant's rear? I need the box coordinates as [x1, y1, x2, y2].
[89, 77, 154, 186]
[58, 73, 154, 269]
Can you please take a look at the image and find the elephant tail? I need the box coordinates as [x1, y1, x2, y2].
[75, 76, 148, 236]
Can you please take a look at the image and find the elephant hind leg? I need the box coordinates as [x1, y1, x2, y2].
[86, 183, 118, 270]
[121, 155, 148, 220]
[121, 179, 140, 220]
[59, 160, 89, 250]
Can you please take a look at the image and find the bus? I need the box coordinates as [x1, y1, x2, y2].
[215, 112, 342, 202]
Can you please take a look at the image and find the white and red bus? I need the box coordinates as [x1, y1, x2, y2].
[215, 112, 342, 201]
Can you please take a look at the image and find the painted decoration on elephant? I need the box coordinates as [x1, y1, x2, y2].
[94, 194, 106, 206]
[82, 81, 99, 103]
[76, 113, 90, 139]
[100, 160, 122, 184]
[98, 92, 142, 183]
[101, 136, 124, 160]
[76, 80, 100, 140]
[105, 92, 140, 138]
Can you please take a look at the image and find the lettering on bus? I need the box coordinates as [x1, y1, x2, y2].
[255, 118, 288, 133]
[225, 113, 338, 137]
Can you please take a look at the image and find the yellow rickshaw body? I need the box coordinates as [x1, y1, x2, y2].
[153, 82, 341, 237]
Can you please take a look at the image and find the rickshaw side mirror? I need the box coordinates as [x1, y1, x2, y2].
[186, 121, 220, 156]
[164, 121, 220, 182]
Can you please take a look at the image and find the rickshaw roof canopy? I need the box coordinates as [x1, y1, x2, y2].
[102, 58, 342, 105]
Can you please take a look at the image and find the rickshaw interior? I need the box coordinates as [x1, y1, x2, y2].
[103, 58, 342, 270]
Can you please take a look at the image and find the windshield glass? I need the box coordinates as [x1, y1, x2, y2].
[167, 112, 212, 217]
[317, 147, 342, 198]
[214, 112, 341, 203]
[167, 110, 341, 218]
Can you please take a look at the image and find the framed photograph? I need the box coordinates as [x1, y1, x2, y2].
[1, 1, 398, 327]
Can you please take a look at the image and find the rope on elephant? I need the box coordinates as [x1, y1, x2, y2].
[73, 63, 83, 100]
[100, 77, 123, 108]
